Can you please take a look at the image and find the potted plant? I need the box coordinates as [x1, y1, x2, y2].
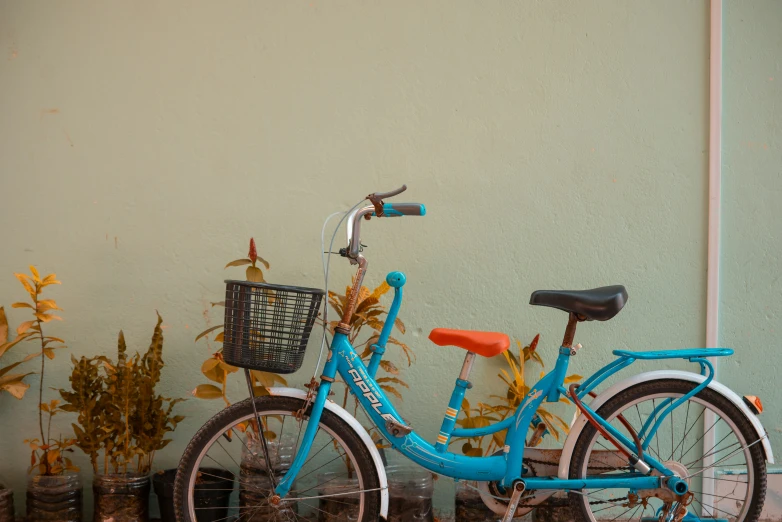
[0, 484, 12, 522]
[5, 267, 83, 522]
[1, 304, 39, 522]
[453, 334, 579, 522]
[189, 239, 290, 521]
[58, 312, 185, 522]
[192, 238, 287, 407]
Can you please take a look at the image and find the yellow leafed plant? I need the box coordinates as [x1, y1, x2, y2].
[0, 306, 38, 399]
[325, 277, 412, 455]
[454, 334, 580, 457]
[58, 313, 185, 474]
[10, 266, 75, 475]
[193, 238, 286, 407]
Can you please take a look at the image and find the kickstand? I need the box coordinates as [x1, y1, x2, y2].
[245, 368, 277, 488]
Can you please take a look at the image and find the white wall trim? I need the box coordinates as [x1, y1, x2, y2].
[703, 0, 723, 515]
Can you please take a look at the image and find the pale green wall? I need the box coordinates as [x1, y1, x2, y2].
[720, 0, 782, 460]
[0, 0, 771, 517]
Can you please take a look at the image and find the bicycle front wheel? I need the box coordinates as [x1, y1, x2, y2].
[174, 395, 381, 522]
[568, 379, 767, 522]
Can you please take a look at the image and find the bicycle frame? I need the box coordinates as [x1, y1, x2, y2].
[273, 271, 734, 498]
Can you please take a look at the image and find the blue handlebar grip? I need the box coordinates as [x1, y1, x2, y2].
[375, 203, 426, 217]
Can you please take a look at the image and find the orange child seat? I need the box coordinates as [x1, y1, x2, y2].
[428, 328, 511, 358]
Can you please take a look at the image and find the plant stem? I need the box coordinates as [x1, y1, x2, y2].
[34, 288, 49, 474]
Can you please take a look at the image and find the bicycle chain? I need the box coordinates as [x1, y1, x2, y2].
[495, 458, 630, 508]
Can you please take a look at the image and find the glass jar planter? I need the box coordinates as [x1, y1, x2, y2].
[386, 465, 434, 522]
[239, 435, 296, 521]
[0, 486, 14, 522]
[92, 473, 150, 522]
[26, 473, 82, 522]
[153, 468, 234, 522]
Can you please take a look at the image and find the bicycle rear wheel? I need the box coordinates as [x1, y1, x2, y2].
[568, 379, 767, 521]
[174, 395, 381, 521]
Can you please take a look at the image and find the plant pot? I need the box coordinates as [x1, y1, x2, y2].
[455, 480, 498, 522]
[92, 473, 150, 522]
[532, 493, 574, 522]
[239, 471, 298, 521]
[237, 434, 299, 521]
[153, 468, 234, 522]
[386, 465, 433, 522]
[317, 474, 359, 522]
[26, 473, 82, 522]
[454, 480, 533, 522]
[0, 486, 14, 522]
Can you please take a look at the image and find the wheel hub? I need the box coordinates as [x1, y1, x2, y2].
[634, 461, 693, 521]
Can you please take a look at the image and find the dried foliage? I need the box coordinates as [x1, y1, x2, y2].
[0, 306, 38, 399]
[59, 313, 185, 475]
[325, 278, 412, 454]
[327, 278, 411, 400]
[193, 238, 286, 406]
[24, 400, 79, 475]
[10, 266, 71, 475]
[455, 334, 580, 457]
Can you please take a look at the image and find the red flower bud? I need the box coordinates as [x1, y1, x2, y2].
[529, 334, 540, 353]
[248, 238, 257, 264]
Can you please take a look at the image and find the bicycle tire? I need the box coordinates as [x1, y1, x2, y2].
[174, 395, 381, 521]
[568, 379, 767, 521]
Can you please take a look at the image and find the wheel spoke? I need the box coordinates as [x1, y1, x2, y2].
[179, 400, 375, 521]
[573, 383, 760, 522]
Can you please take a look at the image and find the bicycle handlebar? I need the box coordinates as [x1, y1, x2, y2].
[345, 186, 426, 259]
[372, 202, 426, 217]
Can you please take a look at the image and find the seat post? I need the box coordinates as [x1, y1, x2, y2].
[458, 352, 476, 381]
[435, 351, 476, 453]
[562, 312, 579, 348]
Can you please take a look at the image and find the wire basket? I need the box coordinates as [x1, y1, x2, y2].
[222, 280, 324, 374]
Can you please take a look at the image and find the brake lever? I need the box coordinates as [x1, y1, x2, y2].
[367, 184, 407, 217]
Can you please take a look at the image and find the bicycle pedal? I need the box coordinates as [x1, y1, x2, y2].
[385, 418, 413, 437]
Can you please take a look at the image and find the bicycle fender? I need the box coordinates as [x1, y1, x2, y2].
[269, 387, 389, 519]
[557, 370, 774, 479]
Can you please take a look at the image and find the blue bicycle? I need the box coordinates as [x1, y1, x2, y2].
[175, 186, 771, 521]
